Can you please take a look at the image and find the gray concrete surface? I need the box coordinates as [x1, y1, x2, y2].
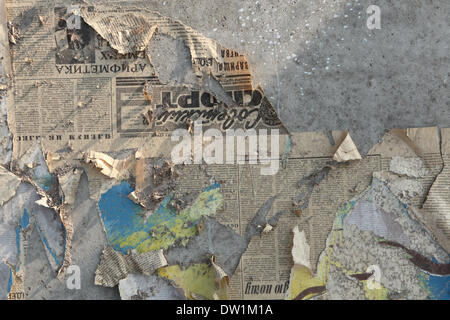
[89, 0, 450, 153]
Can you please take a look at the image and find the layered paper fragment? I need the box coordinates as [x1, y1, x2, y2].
[95, 246, 168, 287]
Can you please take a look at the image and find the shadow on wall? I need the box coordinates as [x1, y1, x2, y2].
[125, 0, 450, 154]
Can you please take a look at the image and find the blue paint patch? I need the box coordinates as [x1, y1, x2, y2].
[15, 209, 32, 273]
[98, 181, 221, 253]
[98, 182, 146, 252]
[20, 209, 30, 229]
[7, 268, 13, 293]
[203, 181, 220, 192]
[15, 226, 20, 271]
[428, 274, 450, 300]
[282, 135, 292, 168]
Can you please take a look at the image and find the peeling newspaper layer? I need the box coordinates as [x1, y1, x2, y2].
[6, 0, 286, 163]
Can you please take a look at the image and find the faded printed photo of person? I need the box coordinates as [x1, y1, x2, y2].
[54, 6, 95, 64]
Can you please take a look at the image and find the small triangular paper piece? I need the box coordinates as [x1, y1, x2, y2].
[291, 226, 311, 269]
[333, 132, 362, 162]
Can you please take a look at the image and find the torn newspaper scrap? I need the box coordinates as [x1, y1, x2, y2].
[333, 131, 362, 162]
[291, 226, 311, 270]
[95, 246, 168, 287]
[58, 168, 82, 205]
[85, 150, 135, 180]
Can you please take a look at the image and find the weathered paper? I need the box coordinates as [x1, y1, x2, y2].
[2, 0, 448, 301]
[118, 273, 185, 300]
[368, 127, 443, 207]
[6, 1, 286, 164]
[367, 127, 448, 252]
[85, 150, 136, 180]
[95, 246, 168, 287]
[58, 168, 82, 205]
[167, 128, 448, 299]
[0, 165, 20, 205]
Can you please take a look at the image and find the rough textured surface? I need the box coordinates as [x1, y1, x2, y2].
[322, 178, 449, 300]
[119, 274, 185, 300]
[329, 223, 429, 300]
[389, 156, 429, 178]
